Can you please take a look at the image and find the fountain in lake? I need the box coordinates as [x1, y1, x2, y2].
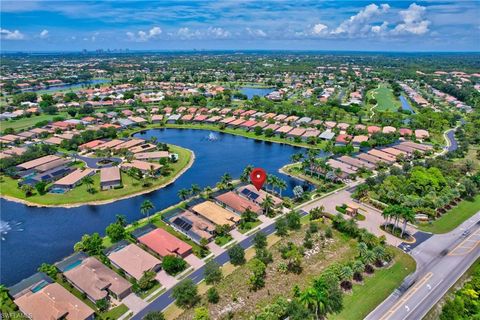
[206, 132, 220, 141]
[0, 219, 23, 241]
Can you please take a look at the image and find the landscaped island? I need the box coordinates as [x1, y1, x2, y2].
[0, 143, 193, 207]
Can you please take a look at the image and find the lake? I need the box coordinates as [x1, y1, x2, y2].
[0, 129, 321, 286]
[26, 79, 110, 92]
[399, 95, 416, 114]
[239, 87, 275, 99]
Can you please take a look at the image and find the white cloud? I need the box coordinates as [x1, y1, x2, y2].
[39, 29, 49, 39]
[245, 27, 267, 38]
[371, 21, 389, 35]
[126, 26, 162, 42]
[174, 27, 230, 40]
[175, 27, 202, 39]
[331, 3, 390, 36]
[206, 27, 230, 38]
[392, 3, 430, 35]
[311, 23, 328, 35]
[0, 28, 25, 40]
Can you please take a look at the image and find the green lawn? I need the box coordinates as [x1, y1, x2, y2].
[238, 220, 262, 234]
[329, 247, 416, 320]
[101, 304, 129, 320]
[0, 112, 68, 132]
[370, 84, 401, 112]
[418, 194, 480, 234]
[138, 282, 162, 299]
[0, 144, 192, 206]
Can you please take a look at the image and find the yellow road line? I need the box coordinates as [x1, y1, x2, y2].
[448, 229, 480, 256]
[380, 272, 433, 320]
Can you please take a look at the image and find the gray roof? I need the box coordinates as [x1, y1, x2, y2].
[9, 272, 53, 298]
[117, 118, 135, 127]
[319, 130, 335, 140]
[55, 251, 88, 272]
[296, 117, 312, 124]
[168, 114, 181, 121]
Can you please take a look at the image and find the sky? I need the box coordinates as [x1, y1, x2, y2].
[1, 0, 479, 52]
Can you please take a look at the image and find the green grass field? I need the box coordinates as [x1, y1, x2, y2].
[418, 194, 480, 234]
[329, 247, 416, 320]
[0, 144, 192, 206]
[0, 112, 68, 132]
[370, 84, 401, 112]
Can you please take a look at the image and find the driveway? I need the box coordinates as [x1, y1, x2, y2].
[155, 270, 177, 290]
[184, 253, 205, 269]
[73, 154, 122, 169]
[122, 293, 148, 313]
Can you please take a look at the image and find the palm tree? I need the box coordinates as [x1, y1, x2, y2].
[261, 195, 275, 217]
[363, 250, 376, 274]
[190, 184, 201, 196]
[381, 208, 391, 228]
[352, 260, 365, 282]
[290, 152, 304, 164]
[115, 214, 127, 227]
[299, 287, 318, 318]
[400, 208, 415, 238]
[357, 242, 368, 259]
[373, 245, 386, 267]
[177, 188, 190, 200]
[339, 265, 354, 290]
[220, 173, 233, 189]
[266, 174, 275, 192]
[240, 165, 253, 183]
[140, 200, 155, 222]
[276, 178, 287, 197]
[21, 184, 34, 197]
[203, 186, 213, 197]
[82, 175, 94, 193]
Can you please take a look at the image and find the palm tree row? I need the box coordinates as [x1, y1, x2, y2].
[265, 174, 287, 196]
[381, 205, 416, 238]
[177, 184, 204, 200]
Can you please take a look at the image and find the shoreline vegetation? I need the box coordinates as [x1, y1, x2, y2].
[129, 123, 327, 149]
[0, 144, 194, 208]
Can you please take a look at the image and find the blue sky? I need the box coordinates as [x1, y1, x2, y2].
[1, 1, 479, 52]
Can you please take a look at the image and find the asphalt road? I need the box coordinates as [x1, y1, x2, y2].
[74, 154, 122, 168]
[366, 211, 480, 320]
[445, 129, 458, 152]
[132, 216, 283, 319]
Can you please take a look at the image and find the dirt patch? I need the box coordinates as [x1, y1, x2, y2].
[178, 224, 358, 319]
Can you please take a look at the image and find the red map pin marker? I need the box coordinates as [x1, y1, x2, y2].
[250, 168, 267, 191]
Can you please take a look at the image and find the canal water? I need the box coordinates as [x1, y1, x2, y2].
[0, 129, 321, 286]
[399, 95, 416, 114]
[239, 87, 275, 99]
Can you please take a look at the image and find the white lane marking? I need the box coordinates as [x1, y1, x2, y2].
[407, 278, 444, 318]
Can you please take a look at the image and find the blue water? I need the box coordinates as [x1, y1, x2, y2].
[0, 129, 319, 286]
[31, 280, 48, 293]
[62, 260, 82, 272]
[239, 87, 275, 99]
[26, 79, 109, 92]
[399, 95, 415, 114]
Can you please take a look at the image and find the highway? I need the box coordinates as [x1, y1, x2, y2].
[366, 211, 480, 320]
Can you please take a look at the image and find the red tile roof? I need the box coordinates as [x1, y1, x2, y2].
[139, 228, 192, 257]
[215, 191, 262, 214]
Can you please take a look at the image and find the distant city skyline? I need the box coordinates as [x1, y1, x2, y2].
[1, 1, 479, 52]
